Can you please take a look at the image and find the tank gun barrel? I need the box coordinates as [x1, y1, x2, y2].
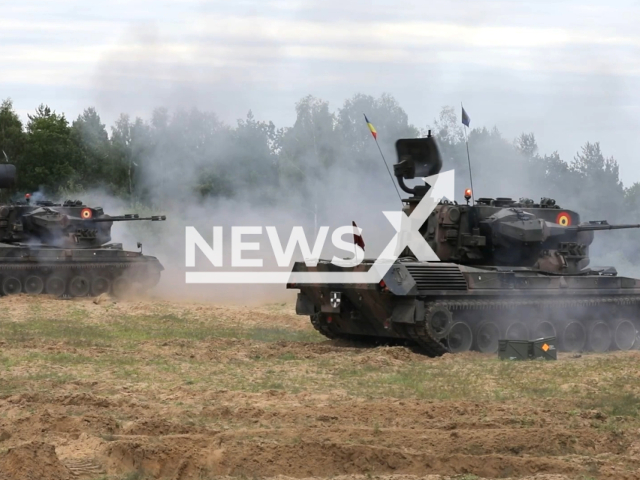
[89, 215, 167, 223]
[569, 221, 640, 232]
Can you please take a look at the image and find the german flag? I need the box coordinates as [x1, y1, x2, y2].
[364, 114, 377, 140]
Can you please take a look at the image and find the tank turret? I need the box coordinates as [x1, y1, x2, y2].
[393, 135, 640, 274]
[2, 201, 166, 249]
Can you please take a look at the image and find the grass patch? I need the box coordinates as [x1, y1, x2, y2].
[580, 392, 640, 418]
[2, 297, 640, 411]
[0, 313, 322, 348]
[278, 352, 297, 361]
[245, 327, 321, 343]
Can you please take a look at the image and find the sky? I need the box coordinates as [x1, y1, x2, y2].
[3, 0, 640, 184]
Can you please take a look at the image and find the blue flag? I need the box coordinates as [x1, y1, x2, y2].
[461, 105, 470, 127]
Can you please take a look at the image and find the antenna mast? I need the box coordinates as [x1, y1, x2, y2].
[461, 103, 475, 205]
[363, 114, 403, 205]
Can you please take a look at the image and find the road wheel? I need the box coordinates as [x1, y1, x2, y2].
[587, 321, 611, 352]
[562, 321, 586, 352]
[24, 275, 44, 295]
[46, 276, 66, 296]
[532, 321, 556, 340]
[425, 305, 453, 340]
[612, 320, 636, 351]
[68, 276, 90, 297]
[475, 322, 500, 353]
[447, 322, 473, 353]
[505, 321, 529, 341]
[91, 276, 111, 296]
[2, 276, 21, 295]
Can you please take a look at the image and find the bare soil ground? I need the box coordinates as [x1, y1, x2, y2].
[0, 295, 639, 480]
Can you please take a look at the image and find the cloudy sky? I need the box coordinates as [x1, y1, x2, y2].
[3, 0, 640, 183]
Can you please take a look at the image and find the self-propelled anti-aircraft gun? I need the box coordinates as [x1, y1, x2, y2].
[0, 164, 166, 298]
[288, 134, 640, 355]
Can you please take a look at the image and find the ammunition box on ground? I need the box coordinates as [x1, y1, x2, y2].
[498, 337, 558, 361]
[531, 337, 558, 360]
[498, 339, 531, 360]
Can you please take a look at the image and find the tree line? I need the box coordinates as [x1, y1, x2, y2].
[0, 94, 638, 225]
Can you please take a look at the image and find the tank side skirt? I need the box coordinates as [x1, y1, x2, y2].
[0, 262, 154, 269]
[412, 288, 640, 297]
[418, 296, 640, 310]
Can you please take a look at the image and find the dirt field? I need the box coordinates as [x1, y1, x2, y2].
[0, 295, 639, 480]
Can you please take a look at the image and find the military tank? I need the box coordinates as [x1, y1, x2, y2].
[288, 134, 640, 355]
[0, 164, 166, 297]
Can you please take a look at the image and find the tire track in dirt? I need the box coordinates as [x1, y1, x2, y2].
[1, 297, 640, 479]
[0, 391, 637, 479]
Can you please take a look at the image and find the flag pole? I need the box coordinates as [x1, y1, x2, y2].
[364, 114, 403, 205]
[374, 137, 403, 204]
[463, 126, 475, 206]
[461, 103, 475, 206]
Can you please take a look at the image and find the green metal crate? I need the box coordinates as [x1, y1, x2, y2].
[498, 339, 531, 360]
[531, 337, 557, 360]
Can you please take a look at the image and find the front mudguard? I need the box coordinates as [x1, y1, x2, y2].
[295, 292, 316, 315]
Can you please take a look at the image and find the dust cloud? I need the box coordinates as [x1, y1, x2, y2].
[67, 29, 640, 305]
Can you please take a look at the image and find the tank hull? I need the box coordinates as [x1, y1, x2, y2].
[0, 243, 163, 297]
[289, 260, 640, 355]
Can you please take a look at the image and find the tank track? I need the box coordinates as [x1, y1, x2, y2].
[0, 262, 161, 297]
[309, 313, 408, 347]
[309, 306, 451, 355]
[310, 313, 338, 339]
[315, 295, 640, 356]
[415, 296, 640, 356]
[403, 302, 452, 356]
[310, 295, 640, 356]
